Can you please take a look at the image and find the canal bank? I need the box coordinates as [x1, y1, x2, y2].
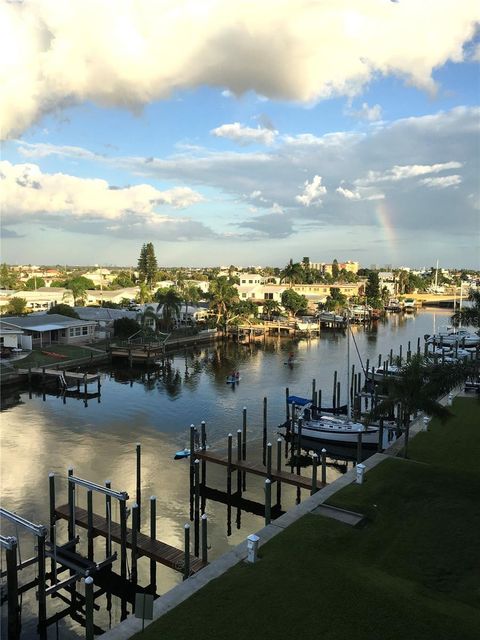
[98, 391, 480, 640]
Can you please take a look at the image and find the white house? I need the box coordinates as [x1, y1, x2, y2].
[1, 314, 97, 347]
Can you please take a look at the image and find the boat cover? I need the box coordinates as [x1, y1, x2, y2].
[287, 395, 311, 406]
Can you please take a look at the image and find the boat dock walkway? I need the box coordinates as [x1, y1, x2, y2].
[55, 504, 206, 574]
[17, 367, 100, 388]
[194, 450, 325, 491]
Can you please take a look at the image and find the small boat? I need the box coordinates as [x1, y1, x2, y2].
[403, 298, 416, 312]
[226, 374, 241, 384]
[174, 444, 210, 460]
[365, 364, 402, 383]
[384, 299, 402, 312]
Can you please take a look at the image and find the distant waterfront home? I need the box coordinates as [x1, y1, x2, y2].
[1, 314, 97, 348]
[0, 287, 74, 311]
[84, 287, 139, 305]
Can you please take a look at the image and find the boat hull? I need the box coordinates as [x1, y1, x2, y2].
[294, 424, 379, 447]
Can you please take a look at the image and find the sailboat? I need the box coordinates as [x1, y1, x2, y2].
[291, 313, 380, 447]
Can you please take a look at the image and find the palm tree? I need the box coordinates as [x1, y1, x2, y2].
[280, 259, 304, 287]
[452, 288, 480, 328]
[135, 305, 158, 336]
[136, 282, 153, 304]
[208, 277, 239, 331]
[263, 299, 281, 320]
[155, 288, 182, 330]
[371, 354, 469, 457]
[183, 284, 202, 325]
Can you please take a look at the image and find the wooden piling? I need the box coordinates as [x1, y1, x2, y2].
[131, 503, 139, 584]
[37, 529, 47, 634]
[201, 514, 208, 565]
[183, 524, 190, 580]
[332, 371, 337, 410]
[276, 437, 282, 506]
[67, 467, 75, 542]
[321, 448, 327, 485]
[194, 459, 200, 557]
[266, 442, 272, 480]
[262, 397, 268, 466]
[87, 489, 94, 561]
[242, 408, 247, 491]
[264, 479, 272, 525]
[318, 389, 322, 411]
[84, 576, 94, 640]
[227, 433, 233, 497]
[285, 388, 290, 420]
[135, 443, 141, 530]
[357, 431, 363, 464]
[105, 480, 112, 557]
[336, 381, 341, 413]
[311, 379, 316, 404]
[150, 496, 156, 590]
[378, 353, 382, 368]
[119, 499, 127, 580]
[311, 453, 318, 495]
[5, 537, 20, 640]
[48, 472, 56, 543]
[201, 421, 207, 492]
[296, 418, 303, 477]
[236, 430, 242, 497]
[378, 418, 384, 452]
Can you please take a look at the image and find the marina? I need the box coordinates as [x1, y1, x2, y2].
[1, 308, 478, 639]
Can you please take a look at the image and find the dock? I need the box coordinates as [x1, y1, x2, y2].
[194, 450, 325, 491]
[55, 504, 206, 574]
[17, 367, 100, 389]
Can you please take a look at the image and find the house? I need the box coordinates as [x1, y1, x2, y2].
[1, 314, 97, 348]
[84, 287, 139, 305]
[74, 307, 138, 339]
[378, 272, 397, 295]
[239, 273, 263, 286]
[0, 288, 74, 311]
[0, 321, 25, 352]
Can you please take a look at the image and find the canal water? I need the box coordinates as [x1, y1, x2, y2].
[0, 309, 454, 638]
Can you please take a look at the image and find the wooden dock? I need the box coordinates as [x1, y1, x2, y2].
[55, 504, 206, 574]
[194, 450, 325, 491]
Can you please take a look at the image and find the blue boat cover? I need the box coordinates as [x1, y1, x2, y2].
[287, 395, 311, 406]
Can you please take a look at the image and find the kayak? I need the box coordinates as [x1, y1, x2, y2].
[174, 445, 209, 460]
[226, 376, 241, 384]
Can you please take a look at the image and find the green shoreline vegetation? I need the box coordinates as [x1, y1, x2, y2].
[134, 397, 480, 640]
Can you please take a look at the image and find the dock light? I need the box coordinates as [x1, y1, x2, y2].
[246, 534, 260, 563]
[423, 416, 430, 431]
[356, 463, 366, 485]
[447, 393, 453, 406]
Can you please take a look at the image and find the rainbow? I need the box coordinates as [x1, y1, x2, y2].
[374, 201, 398, 260]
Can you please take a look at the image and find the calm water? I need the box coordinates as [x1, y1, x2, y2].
[0, 309, 453, 638]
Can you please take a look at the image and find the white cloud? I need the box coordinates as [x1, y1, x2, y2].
[211, 122, 277, 146]
[0, 160, 211, 239]
[336, 186, 361, 200]
[1, 0, 478, 138]
[357, 161, 463, 185]
[296, 175, 327, 207]
[419, 174, 462, 188]
[348, 102, 383, 121]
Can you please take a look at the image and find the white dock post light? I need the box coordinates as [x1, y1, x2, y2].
[447, 393, 453, 406]
[246, 534, 260, 563]
[356, 463, 366, 485]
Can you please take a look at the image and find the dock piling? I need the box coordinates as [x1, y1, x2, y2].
[194, 460, 200, 557]
[276, 437, 282, 507]
[264, 479, 271, 525]
[311, 453, 318, 495]
[135, 443, 141, 530]
[201, 514, 208, 565]
[183, 524, 190, 580]
[321, 448, 327, 485]
[262, 397, 268, 466]
[84, 576, 94, 640]
[150, 496, 157, 591]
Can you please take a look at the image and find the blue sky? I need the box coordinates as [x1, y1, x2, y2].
[1, 0, 479, 269]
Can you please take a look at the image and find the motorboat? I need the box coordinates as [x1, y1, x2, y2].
[365, 364, 402, 383]
[384, 299, 402, 312]
[403, 298, 416, 312]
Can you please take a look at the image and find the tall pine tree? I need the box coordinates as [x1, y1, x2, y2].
[137, 242, 158, 289]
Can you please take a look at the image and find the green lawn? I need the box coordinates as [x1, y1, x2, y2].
[134, 397, 480, 640]
[12, 344, 101, 369]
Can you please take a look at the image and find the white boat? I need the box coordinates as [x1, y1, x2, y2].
[403, 298, 416, 312]
[365, 364, 402, 383]
[425, 329, 480, 347]
[384, 299, 401, 312]
[293, 409, 379, 447]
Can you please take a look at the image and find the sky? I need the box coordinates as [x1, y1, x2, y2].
[1, 0, 479, 269]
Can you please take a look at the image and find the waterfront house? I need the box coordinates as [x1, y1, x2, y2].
[0, 321, 24, 352]
[1, 314, 97, 348]
[84, 287, 139, 306]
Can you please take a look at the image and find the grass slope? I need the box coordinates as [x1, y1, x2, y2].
[133, 397, 480, 640]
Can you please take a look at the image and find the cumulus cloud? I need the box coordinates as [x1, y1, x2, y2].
[336, 186, 361, 200]
[211, 122, 277, 146]
[347, 102, 383, 121]
[296, 175, 327, 207]
[1, 0, 479, 138]
[0, 160, 211, 240]
[419, 174, 462, 188]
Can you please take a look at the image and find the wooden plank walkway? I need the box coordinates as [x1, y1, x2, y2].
[18, 368, 99, 382]
[194, 451, 325, 491]
[55, 505, 206, 574]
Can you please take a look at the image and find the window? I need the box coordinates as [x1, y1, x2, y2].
[82, 326, 88, 335]
[75, 327, 81, 336]
[69, 328, 74, 337]
[248, 280, 253, 284]
[242, 293, 247, 298]
[61, 330, 66, 337]
[264, 293, 273, 300]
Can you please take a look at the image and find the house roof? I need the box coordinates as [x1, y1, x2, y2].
[1, 314, 96, 331]
[74, 307, 137, 321]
